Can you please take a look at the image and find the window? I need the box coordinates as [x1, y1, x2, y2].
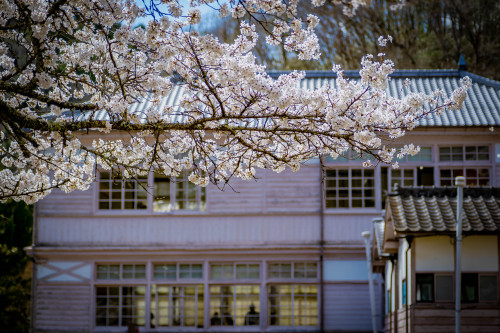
[440, 168, 490, 186]
[97, 264, 146, 280]
[416, 273, 497, 303]
[268, 262, 318, 279]
[153, 263, 203, 280]
[325, 169, 375, 208]
[210, 285, 260, 326]
[268, 285, 318, 326]
[416, 274, 434, 302]
[98, 170, 206, 212]
[435, 275, 453, 301]
[154, 172, 206, 212]
[96, 286, 146, 327]
[211, 263, 260, 280]
[150, 285, 204, 327]
[402, 279, 407, 305]
[439, 146, 489, 161]
[98, 171, 147, 210]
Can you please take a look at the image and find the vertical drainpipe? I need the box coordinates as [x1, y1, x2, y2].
[362, 231, 377, 333]
[455, 176, 465, 333]
[319, 158, 325, 333]
[405, 237, 413, 333]
[30, 202, 38, 333]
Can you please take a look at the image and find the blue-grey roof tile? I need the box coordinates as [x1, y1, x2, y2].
[77, 69, 500, 127]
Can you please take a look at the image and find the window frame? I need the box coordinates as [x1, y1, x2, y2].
[95, 285, 147, 328]
[439, 167, 490, 187]
[97, 171, 148, 211]
[153, 171, 206, 213]
[96, 170, 207, 214]
[210, 263, 261, 281]
[153, 263, 204, 281]
[324, 168, 376, 210]
[415, 272, 498, 304]
[96, 263, 147, 281]
[150, 284, 205, 328]
[209, 284, 261, 327]
[439, 145, 490, 162]
[268, 284, 319, 327]
[267, 262, 319, 280]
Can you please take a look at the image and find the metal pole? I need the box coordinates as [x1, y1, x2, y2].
[362, 231, 377, 333]
[455, 176, 465, 333]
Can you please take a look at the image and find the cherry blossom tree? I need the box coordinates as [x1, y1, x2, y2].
[0, 0, 471, 203]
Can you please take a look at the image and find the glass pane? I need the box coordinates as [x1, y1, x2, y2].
[236, 265, 247, 279]
[480, 275, 497, 301]
[416, 274, 434, 302]
[461, 273, 478, 303]
[249, 264, 260, 279]
[436, 275, 453, 301]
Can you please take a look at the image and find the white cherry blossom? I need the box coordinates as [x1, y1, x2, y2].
[0, 0, 471, 203]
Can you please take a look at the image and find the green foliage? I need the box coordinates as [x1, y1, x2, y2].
[201, 0, 500, 78]
[0, 200, 33, 333]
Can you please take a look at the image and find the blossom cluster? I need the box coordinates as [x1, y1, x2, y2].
[0, 0, 472, 203]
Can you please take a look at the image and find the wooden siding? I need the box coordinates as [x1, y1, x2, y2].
[36, 213, 379, 247]
[35, 284, 90, 332]
[411, 308, 500, 333]
[37, 215, 321, 246]
[37, 187, 94, 217]
[208, 168, 320, 214]
[324, 282, 384, 332]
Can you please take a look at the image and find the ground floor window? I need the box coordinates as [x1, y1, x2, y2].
[150, 285, 204, 328]
[94, 262, 320, 329]
[209, 285, 260, 326]
[268, 285, 318, 326]
[416, 273, 497, 303]
[96, 286, 146, 327]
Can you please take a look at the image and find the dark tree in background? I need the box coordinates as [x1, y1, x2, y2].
[0, 201, 32, 333]
[203, 0, 500, 79]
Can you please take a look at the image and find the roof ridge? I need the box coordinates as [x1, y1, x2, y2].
[266, 69, 500, 88]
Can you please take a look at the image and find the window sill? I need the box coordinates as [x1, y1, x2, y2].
[94, 210, 207, 216]
[324, 208, 381, 215]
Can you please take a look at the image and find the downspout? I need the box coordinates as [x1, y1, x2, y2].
[393, 257, 399, 333]
[389, 256, 395, 333]
[405, 237, 413, 333]
[319, 158, 325, 333]
[362, 231, 377, 333]
[455, 176, 465, 333]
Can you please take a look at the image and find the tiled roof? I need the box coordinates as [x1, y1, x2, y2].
[388, 187, 500, 233]
[77, 69, 500, 127]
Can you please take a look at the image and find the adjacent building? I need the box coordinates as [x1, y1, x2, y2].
[375, 187, 500, 333]
[28, 66, 500, 333]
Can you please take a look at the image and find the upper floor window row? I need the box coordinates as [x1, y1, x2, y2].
[98, 170, 206, 212]
[439, 146, 489, 162]
[326, 145, 490, 164]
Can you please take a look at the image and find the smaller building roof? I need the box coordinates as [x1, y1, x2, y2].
[387, 187, 500, 234]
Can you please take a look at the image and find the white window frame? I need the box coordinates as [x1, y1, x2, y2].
[150, 284, 204, 328]
[95, 285, 147, 328]
[268, 284, 318, 327]
[152, 263, 204, 280]
[324, 168, 376, 209]
[268, 262, 318, 280]
[96, 170, 206, 214]
[153, 171, 206, 213]
[210, 263, 261, 281]
[439, 167, 490, 186]
[439, 145, 490, 162]
[96, 263, 147, 280]
[97, 171, 148, 211]
[209, 284, 261, 327]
